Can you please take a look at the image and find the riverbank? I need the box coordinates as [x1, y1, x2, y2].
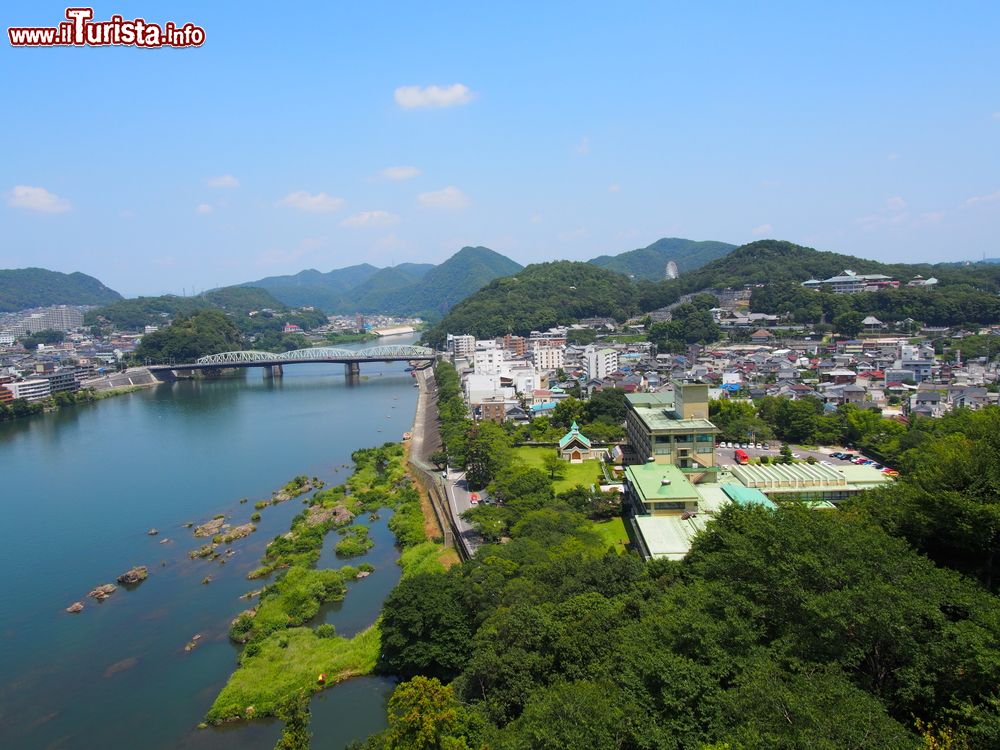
[206, 443, 452, 727]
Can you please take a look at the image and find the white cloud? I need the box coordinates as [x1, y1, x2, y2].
[340, 210, 399, 228]
[608, 183, 621, 193]
[206, 174, 240, 189]
[886, 196, 907, 210]
[751, 223, 773, 236]
[418, 186, 469, 210]
[278, 191, 344, 213]
[195, 203, 213, 215]
[7, 185, 71, 213]
[394, 84, 474, 109]
[966, 189, 1000, 206]
[575, 136, 590, 155]
[380, 166, 421, 181]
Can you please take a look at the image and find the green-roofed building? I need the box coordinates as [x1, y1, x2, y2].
[558, 421, 604, 463]
[624, 463, 700, 515]
[721, 483, 777, 510]
[625, 382, 719, 476]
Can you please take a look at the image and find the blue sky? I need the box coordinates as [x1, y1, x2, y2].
[2, 1, 999, 295]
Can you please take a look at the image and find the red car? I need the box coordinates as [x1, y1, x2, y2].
[469, 493, 479, 505]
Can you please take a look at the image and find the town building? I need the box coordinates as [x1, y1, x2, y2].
[801, 270, 898, 294]
[583, 345, 618, 380]
[446, 334, 476, 357]
[533, 346, 565, 372]
[558, 422, 605, 462]
[9, 378, 52, 402]
[624, 383, 718, 470]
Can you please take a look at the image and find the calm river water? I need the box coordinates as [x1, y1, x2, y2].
[0, 337, 421, 749]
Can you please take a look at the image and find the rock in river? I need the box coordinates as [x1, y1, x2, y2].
[193, 517, 227, 538]
[116, 566, 149, 585]
[66, 601, 84, 613]
[88, 583, 117, 601]
[147, 528, 159, 536]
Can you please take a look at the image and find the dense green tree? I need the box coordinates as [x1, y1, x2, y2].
[379, 572, 474, 681]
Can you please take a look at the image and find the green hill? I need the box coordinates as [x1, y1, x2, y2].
[240, 264, 382, 309]
[232, 247, 521, 317]
[0, 268, 122, 312]
[423, 261, 636, 347]
[86, 287, 288, 330]
[589, 237, 735, 280]
[371, 246, 523, 318]
[663, 239, 1000, 295]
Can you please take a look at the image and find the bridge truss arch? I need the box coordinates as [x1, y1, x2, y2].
[196, 350, 277, 365]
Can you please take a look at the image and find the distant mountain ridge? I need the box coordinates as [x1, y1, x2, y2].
[233, 246, 522, 317]
[0, 267, 122, 312]
[589, 237, 736, 280]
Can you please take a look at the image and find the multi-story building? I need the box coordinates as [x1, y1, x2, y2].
[533, 346, 565, 372]
[801, 270, 898, 294]
[39, 368, 80, 394]
[583, 345, 618, 380]
[9, 379, 52, 402]
[8, 305, 85, 334]
[446, 334, 476, 357]
[624, 383, 718, 471]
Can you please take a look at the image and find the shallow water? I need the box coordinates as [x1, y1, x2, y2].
[0, 344, 418, 749]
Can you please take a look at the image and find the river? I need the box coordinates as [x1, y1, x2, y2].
[0, 337, 422, 749]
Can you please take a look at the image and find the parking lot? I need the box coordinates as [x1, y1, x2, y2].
[714, 443, 893, 472]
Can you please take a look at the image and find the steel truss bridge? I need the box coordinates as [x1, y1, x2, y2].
[148, 344, 436, 379]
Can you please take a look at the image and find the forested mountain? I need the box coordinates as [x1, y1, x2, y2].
[85, 287, 288, 330]
[426, 240, 1000, 342]
[423, 261, 636, 346]
[0, 267, 122, 312]
[231, 246, 521, 317]
[370, 246, 523, 318]
[589, 237, 735, 280]
[237, 264, 383, 310]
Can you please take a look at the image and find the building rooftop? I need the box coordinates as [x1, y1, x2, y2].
[625, 463, 700, 504]
[721, 483, 778, 510]
[634, 514, 708, 560]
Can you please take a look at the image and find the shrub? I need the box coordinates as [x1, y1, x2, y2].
[316, 623, 336, 638]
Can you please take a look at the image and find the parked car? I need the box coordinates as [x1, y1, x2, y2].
[883, 468, 900, 477]
[762, 442, 770, 449]
[469, 492, 479, 505]
[872, 463, 884, 470]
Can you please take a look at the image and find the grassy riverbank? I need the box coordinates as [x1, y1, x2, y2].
[206, 442, 454, 724]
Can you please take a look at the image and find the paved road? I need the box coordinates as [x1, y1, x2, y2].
[410, 366, 483, 557]
[444, 469, 485, 555]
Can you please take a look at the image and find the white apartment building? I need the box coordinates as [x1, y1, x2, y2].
[473, 346, 505, 375]
[533, 346, 565, 372]
[10, 379, 52, 402]
[446, 334, 476, 357]
[584, 346, 619, 380]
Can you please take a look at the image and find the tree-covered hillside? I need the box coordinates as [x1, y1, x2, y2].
[357, 373, 1000, 750]
[423, 261, 636, 346]
[366, 246, 523, 318]
[0, 267, 122, 312]
[134, 309, 245, 363]
[85, 286, 288, 330]
[589, 237, 735, 280]
[230, 246, 521, 317]
[239, 264, 382, 310]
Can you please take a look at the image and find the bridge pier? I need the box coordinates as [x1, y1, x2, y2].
[264, 364, 283, 378]
[345, 362, 361, 379]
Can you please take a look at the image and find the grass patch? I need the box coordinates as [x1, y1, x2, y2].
[513, 446, 603, 493]
[399, 540, 453, 577]
[335, 525, 374, 557]
[593, 517, 629, 555]
[230, 565, 357, 644]
[207, 622, 380, 722]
